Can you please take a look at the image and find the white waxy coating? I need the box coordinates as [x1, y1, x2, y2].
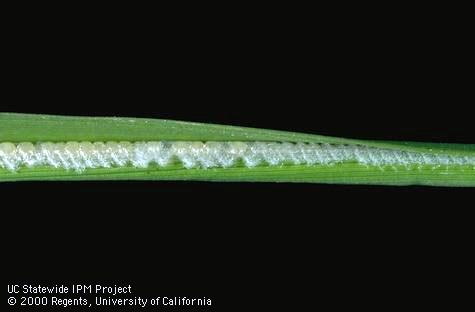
[0, 141, 474, 172]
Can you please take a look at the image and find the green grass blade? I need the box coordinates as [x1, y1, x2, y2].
[1, 113, 474, 186]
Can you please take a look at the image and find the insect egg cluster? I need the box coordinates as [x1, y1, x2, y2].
[0, 141, 474, 172]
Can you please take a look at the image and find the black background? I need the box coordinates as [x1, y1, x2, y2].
[3, 5, 473, 311]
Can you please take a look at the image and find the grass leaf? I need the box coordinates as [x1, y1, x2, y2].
[1, 113, 474, 186]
